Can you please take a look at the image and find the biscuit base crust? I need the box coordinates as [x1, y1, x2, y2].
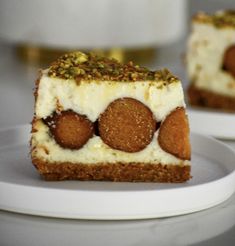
[187, 83, 235, 112]
[32, 158, 191, 183]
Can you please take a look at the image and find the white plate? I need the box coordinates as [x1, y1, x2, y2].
[188, 108, 235, 140]
[0, 125, 235, 220]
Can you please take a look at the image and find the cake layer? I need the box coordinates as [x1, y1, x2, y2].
[188, 83, 235, 111]
[187, 15, 235, 98]
[33, 158, 191, 182]
[36, 71, 185, 122]
[31, 119, 190, 165]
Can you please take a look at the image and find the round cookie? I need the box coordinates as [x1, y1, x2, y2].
[223, 44, 235, 77]
[45, 110, 94, 149]
[158, 107, 191, 160]
[98, 97, 156, 153]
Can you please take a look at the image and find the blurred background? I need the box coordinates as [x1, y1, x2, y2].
[0, 0, 234, 128]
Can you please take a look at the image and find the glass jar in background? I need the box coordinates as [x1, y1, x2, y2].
[0, 0, 187, 65]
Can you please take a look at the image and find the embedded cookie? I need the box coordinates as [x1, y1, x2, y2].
[98, 97, 156, 153]
[158, 107, 191, 160]
[44, 110, 94, 149]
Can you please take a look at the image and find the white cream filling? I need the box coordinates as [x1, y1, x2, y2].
[35, 72, 185, 122]
[187, 23, 235, 97]
[31, 121, 189, 165]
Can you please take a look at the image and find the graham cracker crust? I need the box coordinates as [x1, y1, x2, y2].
[32, 158, 191, 183]
[187, 83, 235, 112]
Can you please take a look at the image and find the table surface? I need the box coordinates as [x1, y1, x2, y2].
[0, 42, 235, 246]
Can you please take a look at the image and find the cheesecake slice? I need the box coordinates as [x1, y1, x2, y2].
[186, 10, 235, 111]
[31, 52, 191, 182]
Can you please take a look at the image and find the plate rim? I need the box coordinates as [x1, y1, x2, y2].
[0, 124, 235, 220]
[187, 108, 235, 140]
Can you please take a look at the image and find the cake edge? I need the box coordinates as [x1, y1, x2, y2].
[32, 157, 191, 183]
[187, 83, 235, 112]
[192, 11, 235, 29]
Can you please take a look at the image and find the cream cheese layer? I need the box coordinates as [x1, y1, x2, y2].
[187, 23, 235, 97]
[35, 71, 185, 122]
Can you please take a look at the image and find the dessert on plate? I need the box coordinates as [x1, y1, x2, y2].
[31, 51, 191, 182]
[186, 10, 235, 111]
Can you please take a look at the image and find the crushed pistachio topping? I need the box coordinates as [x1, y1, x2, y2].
[193, 10, 235, 28]
[48, 51, 178, 84]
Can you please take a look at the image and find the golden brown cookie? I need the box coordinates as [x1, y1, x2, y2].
[45, 110, 94, 149]
[223, 44, 235, 77]
[158, 107, 191, 160]
[98, 97, 156, 153]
